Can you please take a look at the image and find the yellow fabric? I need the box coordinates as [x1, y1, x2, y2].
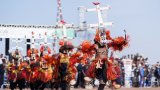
[60, 54, 69, 64]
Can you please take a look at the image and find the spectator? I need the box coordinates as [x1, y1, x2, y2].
[133, 66, 140, 87]
[139, 63, 145, 87]
[74, 61, 86, 88]
[154, 62, 160, 86]
[0, 58, 5, 88]
[144, 66, 149, 87]
[8, 50, 13, 63]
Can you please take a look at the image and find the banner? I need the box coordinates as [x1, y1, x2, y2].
[0, 26, 76, 39]
[122, 59, 132, 88]
[0, 26, 54, 38]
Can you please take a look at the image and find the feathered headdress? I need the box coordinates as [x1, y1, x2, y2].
[94, 29, 112, 47]
[59, 39, 74, 53]
[94, 28, 129, 51]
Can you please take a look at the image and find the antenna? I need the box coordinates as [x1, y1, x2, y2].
[56, 0, 63, 25]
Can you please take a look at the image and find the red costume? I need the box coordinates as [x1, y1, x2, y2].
[7, 63, 17, 81]
[86, 28, 129, 90]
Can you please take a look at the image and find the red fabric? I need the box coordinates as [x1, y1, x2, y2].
[106, 30, 112, 40]
[17, 70, 27, 80]
[115, 66, 121, 78]
[86, 60, 97, 78]
[68, 65, 77, 80]
[18, 62, 28, 80]
[30, 70, 39, 83]
[106, 61, 117, 80]
[8, 71, 16, 80]
[40, 70, 52, 83]
[52, 55, 60, 79]
[69, 52, 82, 65]
[43, 55, 52, 65]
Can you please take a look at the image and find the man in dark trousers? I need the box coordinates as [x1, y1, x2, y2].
[154, 62, 160, 86]
[74, 61, 86, 88]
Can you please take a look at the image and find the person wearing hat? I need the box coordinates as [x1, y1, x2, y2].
[52, 40, 76, 90]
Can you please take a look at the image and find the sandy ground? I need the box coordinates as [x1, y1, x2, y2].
[70, 87, 160, 90]
[1, 87, 160, 90]
[0, 87, 160, 90]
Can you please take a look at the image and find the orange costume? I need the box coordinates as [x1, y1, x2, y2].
[39, 60, 53, 83]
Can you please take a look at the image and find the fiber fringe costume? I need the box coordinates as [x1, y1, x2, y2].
[7, 50, 26, 90]
[86, 28, 129, 90]
[51, 40, 77, 90]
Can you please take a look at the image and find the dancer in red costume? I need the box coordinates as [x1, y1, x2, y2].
[52, 39, 77, 90]
[86, 28, 129, 90]
[8, 49, 26, 90]
[38, 44, 53, 90]
[74, 40, 95, 88]
[17, 59, 30, 90]
[27, 46, 41, 90]
[7, 62, 17, 90]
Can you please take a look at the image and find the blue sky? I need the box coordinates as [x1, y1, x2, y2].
[0, 0, 160, 64]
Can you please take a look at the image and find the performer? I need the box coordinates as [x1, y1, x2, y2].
[7, 61, 19, 90]
[27, 46, 41, 90]
[86, 28, 129, 90]
[29, 58, 41, 90]
[74, 40, 95, 88]
[51, 54, 60, 90]
[38, 46, 53, 90]
[53, 39, 76, 90]
[40, 44, 51, 57]
[8, 49, 26, 90]
[17, 59, 29, 90]
[74, 59, 86, 88]
[12, 48, 22, 64]
[27, 46, 39, 61]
